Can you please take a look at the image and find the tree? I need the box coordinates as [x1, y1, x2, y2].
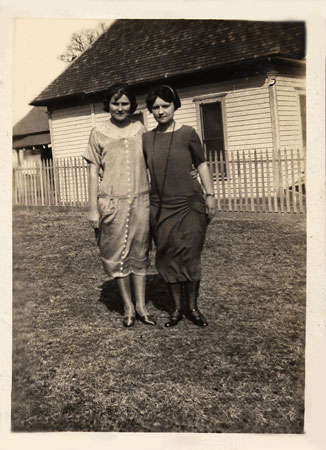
[58, 22, 109, 64]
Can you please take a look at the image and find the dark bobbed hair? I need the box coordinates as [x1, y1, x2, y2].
[103, 83, 138, 114]
[146, 85, 181, 113]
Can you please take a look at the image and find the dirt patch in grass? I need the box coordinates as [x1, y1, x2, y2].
[12, 208, 306, 432]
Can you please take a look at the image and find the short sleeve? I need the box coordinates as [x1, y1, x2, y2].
[189, 128, 206, 168]
[82, 128, 101, 166]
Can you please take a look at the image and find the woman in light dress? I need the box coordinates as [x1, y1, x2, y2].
[83, 83, 156, 328]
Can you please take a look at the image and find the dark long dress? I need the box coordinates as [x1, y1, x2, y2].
[142, 125, 208, 283]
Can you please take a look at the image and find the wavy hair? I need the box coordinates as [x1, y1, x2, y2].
[103, 83, 138, 114]
[146, 85, 181, 113]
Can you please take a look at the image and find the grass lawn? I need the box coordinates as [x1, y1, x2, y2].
[12, 207, 306, 433]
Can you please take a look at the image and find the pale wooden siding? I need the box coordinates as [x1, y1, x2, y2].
[225, 88, 272, 154]
[49, 77, 275, 160]
[51, 105, 93, 203]
[275, 76, 305, 152]
[144, 77, 273, 152]
[51, 105, 93, 159]
[49, 74, 305, 162]
[94, 102, 109, 125]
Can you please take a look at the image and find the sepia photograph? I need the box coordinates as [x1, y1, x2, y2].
[1, 1, 326, 449]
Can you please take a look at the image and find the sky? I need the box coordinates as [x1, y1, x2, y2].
[13, 18, 114, 124]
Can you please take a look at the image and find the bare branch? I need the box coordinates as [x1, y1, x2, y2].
[58, 22, 109, 64]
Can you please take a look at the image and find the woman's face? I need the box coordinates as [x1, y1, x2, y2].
[109, 94, 131, 122]
[151, 96, 175, 125]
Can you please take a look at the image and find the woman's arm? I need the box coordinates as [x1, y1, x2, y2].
[88, 163, 100, 228]
[197, 162, 216, 222]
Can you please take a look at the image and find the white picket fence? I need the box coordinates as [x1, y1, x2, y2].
[12, 148, 306, 214]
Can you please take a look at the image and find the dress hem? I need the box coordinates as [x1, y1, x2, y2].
[104, 270, 148, 280]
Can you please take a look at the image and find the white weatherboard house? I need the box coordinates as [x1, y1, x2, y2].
[30, 19, 306, 208]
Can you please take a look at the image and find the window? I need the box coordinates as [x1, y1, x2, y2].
[194, 95, 227, 177]
[200, 101, 225, 160]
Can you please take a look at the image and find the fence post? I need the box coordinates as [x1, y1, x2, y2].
[70, 157, 75, 206]
[296, 148, 304, 213]
[16, 168, 22, 205]
[57, 158, 62, 206]
[254, 150, 260, 212]
[259, 150, 266, 213]
[278, 149, 285, 213]
[266, 149, 272, 212]
[272, 152, 278, 213]
[225, 152, 232, 211]
[82, 158, 88, 206]
[248, 150, 255, 212]
[39, 161, 43, 206]
[65, 158, 70, 206]
[230, 151, 237, 212]
[32, 162, 37, 205]
[73, 156, 79, 206]
[241, 150, 247, 212]
[24, 164, 29, 205]
[214, 151, 221, 211]
[46, 160, 51, 205]
[220, 154, 226, 211]
[290, 148, 297, 213]
[77, 156, 83, 206]
[53, 159, 58, 206]
[12, 168, 17, 205]
[284, 149, 291, 213]
[62, 158, 67, 206]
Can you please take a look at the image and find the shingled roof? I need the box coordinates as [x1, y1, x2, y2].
[13, 107, 49, 136]
[13, 107, 50, 149]
[31, 19, 305, 106]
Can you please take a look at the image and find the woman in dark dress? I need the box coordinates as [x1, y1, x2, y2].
[143, 85, 216, 327]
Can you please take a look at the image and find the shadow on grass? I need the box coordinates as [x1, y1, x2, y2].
[99, 274, 172, 315]
[99, 279, 124, 315]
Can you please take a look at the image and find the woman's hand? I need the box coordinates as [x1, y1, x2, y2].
[205, 195, 216, 223]
[88, 210, 100, 229]
[190, 168, 199, 180]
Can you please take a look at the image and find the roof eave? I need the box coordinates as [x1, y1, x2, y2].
[30, 55, 305, 107]
[30, 92, 90, 107]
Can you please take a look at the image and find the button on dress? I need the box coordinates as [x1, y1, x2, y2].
[83, 120, 150, 279]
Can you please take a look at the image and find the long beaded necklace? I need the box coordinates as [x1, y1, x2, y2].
[151, 120, 175, 223]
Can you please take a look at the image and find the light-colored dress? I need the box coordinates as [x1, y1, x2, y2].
[83, 119, 150, 279]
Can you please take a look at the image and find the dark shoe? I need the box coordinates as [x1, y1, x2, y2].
[123, 315, 135, 328]
[187, 308, 208, 327]
[138, 314, 157, 326]
[165, 310, 183, 328]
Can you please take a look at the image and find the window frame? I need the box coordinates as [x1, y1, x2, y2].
[193, 93, 228, 152]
